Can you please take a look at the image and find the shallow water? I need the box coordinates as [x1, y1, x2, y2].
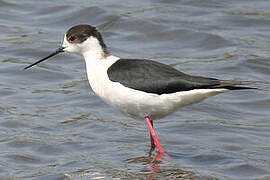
[0, 0, 270, 179]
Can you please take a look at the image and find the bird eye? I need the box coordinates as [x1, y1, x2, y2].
[68, 36, 76, 42]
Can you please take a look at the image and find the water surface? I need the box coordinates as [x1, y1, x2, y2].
[0, 0, 270, 179]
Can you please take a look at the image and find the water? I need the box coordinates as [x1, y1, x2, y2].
[0, 0, 270, 179]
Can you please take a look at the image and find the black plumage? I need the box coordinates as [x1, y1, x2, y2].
[107, 59, 253, 95]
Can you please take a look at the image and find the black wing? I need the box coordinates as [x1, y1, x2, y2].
[107, 59, 252, 95]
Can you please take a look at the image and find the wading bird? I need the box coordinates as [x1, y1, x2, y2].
[24, 24, 255, 155]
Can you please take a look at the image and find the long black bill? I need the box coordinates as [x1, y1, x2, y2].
[24, 47, 64, 70]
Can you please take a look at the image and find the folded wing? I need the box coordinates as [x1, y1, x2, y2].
[107, 59, 253, 95]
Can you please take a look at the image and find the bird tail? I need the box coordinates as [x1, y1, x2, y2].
[216, 80, 259, 90]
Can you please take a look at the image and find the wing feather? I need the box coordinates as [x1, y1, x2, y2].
[107, 59, 253, 95]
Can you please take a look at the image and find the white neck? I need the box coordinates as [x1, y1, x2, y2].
[81, 37, 106, 60]
[83, 51, 119, 67]
[83, 49, 105, 63]
[80, 37, 119, 77]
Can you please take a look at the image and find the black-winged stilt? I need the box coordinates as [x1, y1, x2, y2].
[24, 24, 255, 155]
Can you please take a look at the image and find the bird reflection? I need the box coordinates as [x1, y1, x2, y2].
[127, 152, 195, 180]
[127, 152, 167, 180]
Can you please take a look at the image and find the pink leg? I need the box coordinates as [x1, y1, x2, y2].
[150, 120, 155, 152]
[145, 116, 165, 154]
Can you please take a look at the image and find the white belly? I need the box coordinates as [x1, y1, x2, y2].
[92, 79, 227, 120]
